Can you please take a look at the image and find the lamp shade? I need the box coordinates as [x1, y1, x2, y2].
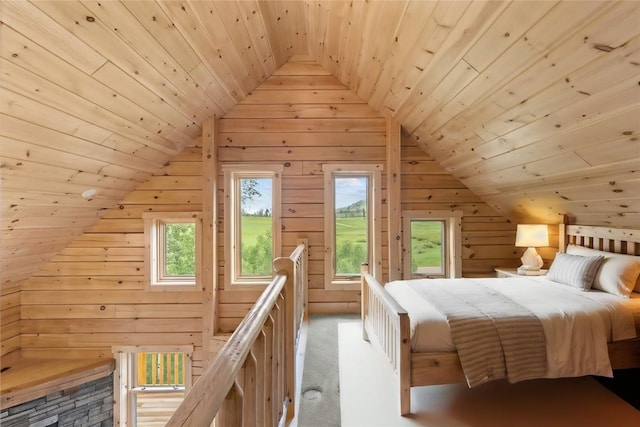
[515, 224, 549, 248]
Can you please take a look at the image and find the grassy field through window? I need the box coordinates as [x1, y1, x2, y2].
[410, 220, 444, 273]
[240, 215, 272, 276]
[239, 216, 443, 276]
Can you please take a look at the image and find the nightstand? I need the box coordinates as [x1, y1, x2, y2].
[495, 268, 548, 278]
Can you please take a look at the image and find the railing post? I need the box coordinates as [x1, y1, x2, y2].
[273, 255, 295, 422]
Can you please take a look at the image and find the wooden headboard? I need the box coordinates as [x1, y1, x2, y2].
[560, 225, 640, 256]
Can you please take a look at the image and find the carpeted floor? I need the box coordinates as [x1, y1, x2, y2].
[338, 321, 640, 427]
[297, 314, 639, 427]
[297, 314, 359, 427]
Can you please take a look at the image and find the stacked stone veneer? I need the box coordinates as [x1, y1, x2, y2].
[1, 375, 113, 427]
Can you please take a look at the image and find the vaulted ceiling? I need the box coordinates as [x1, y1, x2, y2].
[1, 1, 639, 286]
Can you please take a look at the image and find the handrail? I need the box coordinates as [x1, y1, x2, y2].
[167, 242, 307, 426]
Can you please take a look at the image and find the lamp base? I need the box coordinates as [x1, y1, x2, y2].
[520, 247, 543, 270]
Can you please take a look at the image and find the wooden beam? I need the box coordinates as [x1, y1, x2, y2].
[387, 118, 402, 281]
[202, 116, 218, 366]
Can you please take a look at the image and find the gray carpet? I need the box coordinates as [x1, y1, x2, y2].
[297, 314, 359, 427]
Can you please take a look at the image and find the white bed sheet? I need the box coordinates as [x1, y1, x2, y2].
[385, 276, 639, 379]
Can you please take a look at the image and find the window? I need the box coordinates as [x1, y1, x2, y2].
[113, 346, 192, 426]
[143, 212, 201, 290]
[402, 210, 462, 279]
[323, 164, 382, 289]
[223, 165, 282, 286]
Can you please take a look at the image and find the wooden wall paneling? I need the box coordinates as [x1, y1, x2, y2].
[0, 36, 183, 153]
[367, 1, 438, 109]
[0, 0, 107, 74]
[22, 277, 143, 291]
[185, 1, 257, 95]
[1, 288, 21, 362]
[400, 135, 519, 277]
[302, 2, 320, 64]
[201, 116, 218, 363]
[154, 0, 246, 104]
[0, 154, 145, 192]
[219, 132, 386, 147]
[348, 2, 382, 93]
[1, 115, 163, 174]
[2, 176, 129, 205]
[472, 76, 639, 162]
[322, 1, 350, 78]
[352, 0, 409, 101]
[418, 1, 632, 147]
[474, 37, 640, 144]
[234, 0, 278, 74]
[1, 0, 638, 307]
[121, 1, 201, 72]
[414, 1, 610, 143]
[401, 59, 479, 130]
[265, 1, 307, 58]
[334, 0, 366, 87]
[208, 0, 271, 84]
[217, 59, 386, 315]
[17, 142, 206, 382]
[462, 1, 559, 73]
[386, 119, 402, 281]
[575, 137, 640, 167]
[390, 0, 504, 120]
[33, 0, 214, 126]
[92, 62, 204, 142]
[254, 0, 288, 66]
[457, 107, 640, 184]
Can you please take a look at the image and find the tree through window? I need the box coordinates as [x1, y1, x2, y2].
[223, 165, 282, 286]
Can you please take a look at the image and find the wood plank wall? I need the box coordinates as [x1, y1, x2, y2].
[216, 60, 387, 330]
[12, 60, 534, 367]
[1, 283, 21, 365]
[215, 59, 524, 331]
[401, 137, 558, 273]
[18, 141, 206, 379]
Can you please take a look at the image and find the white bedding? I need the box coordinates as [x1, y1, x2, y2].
[385, 277, 639, 379]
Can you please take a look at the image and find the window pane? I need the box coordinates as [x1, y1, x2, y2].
[334, 176, 368, 276]
[136, 352, 185, 386]
[133, 389, 185, 426]
[410, 220, 444, 275]
[164, 223, 195, 276]
[240, 177, 273, 276]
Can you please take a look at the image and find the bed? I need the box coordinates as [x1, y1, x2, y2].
[360, 224, 640, 415]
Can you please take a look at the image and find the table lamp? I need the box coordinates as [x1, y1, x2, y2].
[515, 224, 549, 275]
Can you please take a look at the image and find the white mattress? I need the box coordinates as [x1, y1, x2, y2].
[385, 277, 640, 378]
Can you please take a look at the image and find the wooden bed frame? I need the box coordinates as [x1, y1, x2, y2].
[360, 224, 640, 415]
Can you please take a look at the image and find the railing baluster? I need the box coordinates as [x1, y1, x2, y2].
[263, 315, 274, 426]
[254, 331, 266, 426]
[244, 353, 257, 426]
[167, 243, 306, 426]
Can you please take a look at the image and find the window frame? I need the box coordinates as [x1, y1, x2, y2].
[143, 212, 201, 291]
[402, 210, 463, 279]
[323, 163, 383, 290]
[223, 164, 283, 288]
[112, 345, 193, 427]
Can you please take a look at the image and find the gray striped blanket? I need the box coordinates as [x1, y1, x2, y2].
[411, 281, 547, 387]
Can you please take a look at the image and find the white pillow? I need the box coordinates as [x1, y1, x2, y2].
[566, 245, 640, 297]
[547, 252, 605, 291]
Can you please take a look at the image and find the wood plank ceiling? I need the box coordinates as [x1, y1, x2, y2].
[1, 1, 639, 286]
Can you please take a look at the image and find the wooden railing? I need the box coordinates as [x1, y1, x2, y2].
[167, 242, 307, 426]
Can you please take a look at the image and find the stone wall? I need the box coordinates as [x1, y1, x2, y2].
[0, 375, 112, 427]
